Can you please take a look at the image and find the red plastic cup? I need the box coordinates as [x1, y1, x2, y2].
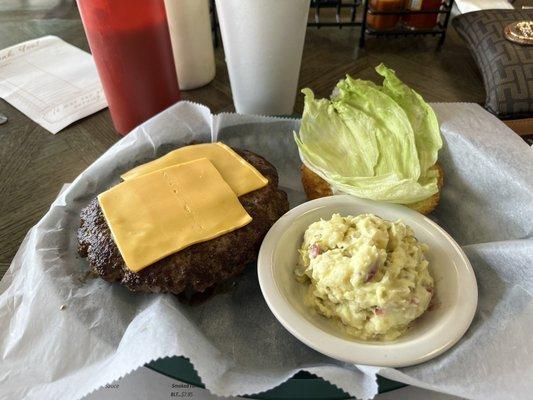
[77, 0, 180, 134]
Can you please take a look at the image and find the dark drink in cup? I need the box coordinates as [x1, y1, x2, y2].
[77, 0, 180, 134]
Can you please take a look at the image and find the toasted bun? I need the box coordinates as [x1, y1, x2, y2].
[300, 164, 444, 215]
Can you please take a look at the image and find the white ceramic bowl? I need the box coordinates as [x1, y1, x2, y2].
[258, 195, 478, 367]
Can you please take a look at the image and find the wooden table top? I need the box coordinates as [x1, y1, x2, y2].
[0, 1, 488, 277]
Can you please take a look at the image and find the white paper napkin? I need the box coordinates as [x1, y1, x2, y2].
[0, 102, 531, 400]
[454, 0, 513, 14]
[0, 35, 107, 133]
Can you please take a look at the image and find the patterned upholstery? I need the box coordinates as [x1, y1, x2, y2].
[453, 10, 533, 119]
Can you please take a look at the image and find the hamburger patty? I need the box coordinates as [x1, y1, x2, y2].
[77, 148, 289, 294]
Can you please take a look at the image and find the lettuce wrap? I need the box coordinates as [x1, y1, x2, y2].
[294, 64, 442, 204]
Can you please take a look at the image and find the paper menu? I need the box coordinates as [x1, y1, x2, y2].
[83, 366, 465, 400]
[0, 35, 107, 133]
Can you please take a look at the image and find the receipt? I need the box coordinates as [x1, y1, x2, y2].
[0, 35, 107, 133]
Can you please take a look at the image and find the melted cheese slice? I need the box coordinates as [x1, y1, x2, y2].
[98, 158, 252, 272]
[121, 142, 268, 197]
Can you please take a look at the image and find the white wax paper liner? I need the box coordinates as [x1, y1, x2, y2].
[0, 101, 531, 400]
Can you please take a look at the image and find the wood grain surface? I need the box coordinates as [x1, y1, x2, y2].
[0, 0, 491, 278]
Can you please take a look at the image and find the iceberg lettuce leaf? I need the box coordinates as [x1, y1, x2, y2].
[376, 63, 442, 178]
[294, 65, 442, 205]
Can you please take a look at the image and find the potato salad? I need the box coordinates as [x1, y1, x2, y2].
[296, 213, 434, 341]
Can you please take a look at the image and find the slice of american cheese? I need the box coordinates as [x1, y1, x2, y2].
[98, 158, 252, 273]
[121, 142, 268, 197]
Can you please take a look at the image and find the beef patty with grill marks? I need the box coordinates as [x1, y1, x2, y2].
[77, 148, 289, 295]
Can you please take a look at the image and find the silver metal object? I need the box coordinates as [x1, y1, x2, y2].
[0, 113, 7, 125]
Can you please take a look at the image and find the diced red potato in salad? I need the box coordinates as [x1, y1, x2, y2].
[309, 244, 322, 259]
[365, 260, 380, 283]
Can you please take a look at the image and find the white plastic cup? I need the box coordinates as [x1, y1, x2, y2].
[215, 0, 310, 115]
[164, 0, 216, 90]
